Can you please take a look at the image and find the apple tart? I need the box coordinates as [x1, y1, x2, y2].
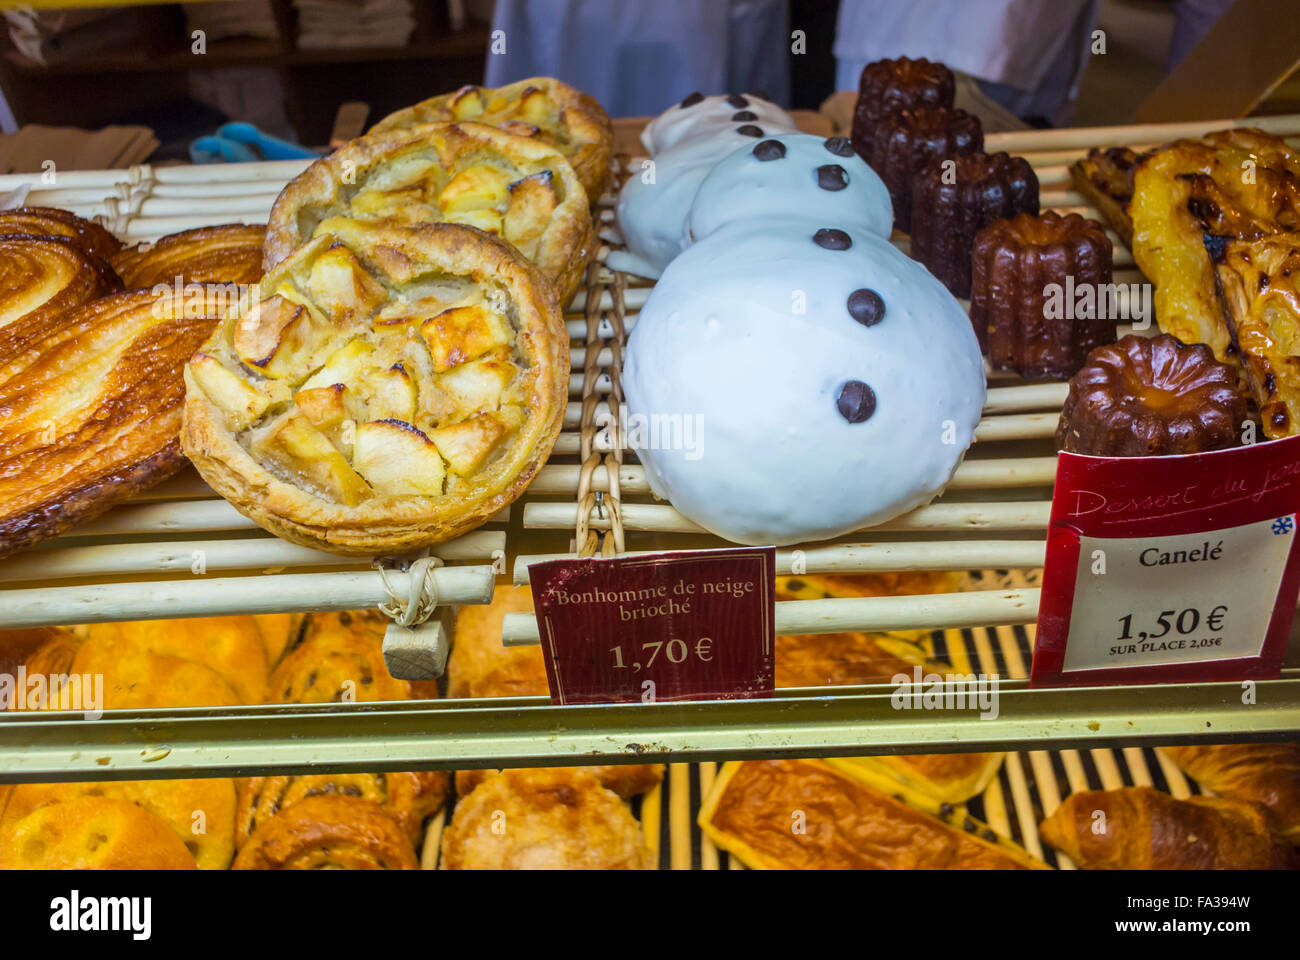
[0, 206, 122, 262]
[111, 223, 266, 289]
[370, 77, 613, 202]
[264, 121, 594, 306]
[182, 218, 568, 555]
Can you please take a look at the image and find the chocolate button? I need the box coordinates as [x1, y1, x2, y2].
[816, 164, 849, 191]
[814, 228, 852, 250]
[726, 94, 749, 108]
[731, 110, 758, 122]
[752, 139, 786, 161]
[680, 92, 704, 108]
[847, 288, 885, 326]
[735, 124, 764, 138]
[837, 381, 876, 423]
[824, 136, 854, 157]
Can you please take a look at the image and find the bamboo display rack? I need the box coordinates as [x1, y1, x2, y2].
[0, 114, 1299, 784]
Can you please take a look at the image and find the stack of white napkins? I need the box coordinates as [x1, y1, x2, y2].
[295, 0, 416, 50]
[183, 1, 280, 42]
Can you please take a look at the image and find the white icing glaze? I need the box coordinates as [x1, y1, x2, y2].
[686, 133, 894, 245]
[623, 224, 985, 545]
[640, 93, 796, 155]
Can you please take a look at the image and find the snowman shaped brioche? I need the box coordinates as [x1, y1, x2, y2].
[624, 134, 985, 545]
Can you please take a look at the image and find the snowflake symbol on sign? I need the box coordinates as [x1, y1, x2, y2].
[1272, 517, 1294, 536]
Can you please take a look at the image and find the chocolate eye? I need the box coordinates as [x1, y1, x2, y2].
[731, 110, 758, 122]
[727, 94, 749, 108]
[837, 381, 876, 423]
[816, 164, 849, 191]
[814, 228, 852, 250]
[680, 92, 704, 108]
[824, 136, 854, 157]
[736, 124, 764, 138]
[847, 288, 885, 326]
[752, 139, 786, 161]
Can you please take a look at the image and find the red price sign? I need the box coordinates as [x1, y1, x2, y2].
[1032, 435, 1300, 686]
[529, 547, 776, 704]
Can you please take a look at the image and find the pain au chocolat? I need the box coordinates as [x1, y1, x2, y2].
[182, 218, 568, 555]
[371, 77, 614, 202]
[0, 206, 122, 262]
[264, 122, 593, 306]
[0, 284, 227, 557]
[111, 223, 266, 289]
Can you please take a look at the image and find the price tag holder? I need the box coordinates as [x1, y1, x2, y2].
[1033, 435, 1300, 686]
[529, 546, 776, 704]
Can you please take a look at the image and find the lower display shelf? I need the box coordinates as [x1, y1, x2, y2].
[3, 669, 1297, 783]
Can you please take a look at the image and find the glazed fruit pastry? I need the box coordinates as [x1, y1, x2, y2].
[181, 217, 568, 555]
[370, 77, 614, 202]
[0, 206, 122, 262]
[264, 122, 594, 305]
[111, 224, 266, 288]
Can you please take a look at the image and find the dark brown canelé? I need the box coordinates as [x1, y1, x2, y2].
[869, 106, 983, 232]
[850, 57, 955, 163]
[971, 212, 1115, 380]
[910, 151, 1039, 298]
[1056, 334, 1247, 457]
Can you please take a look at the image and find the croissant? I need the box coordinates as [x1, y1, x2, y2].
[0, 796, 197, 870]
[1039, 786, 1296, 869]
[232, 795, 418, 869]
[1162, 743, 1300, 842]
[0, 285, 226, 557]
[110, 224, 265, 289]
[0, 206, 122, 262]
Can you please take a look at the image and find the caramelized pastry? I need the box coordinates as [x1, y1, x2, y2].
[232, 795, 418, 870]
[0, 796, 197, 870]
[1162, 743, 1300, 842]
[0, 285, 225, 557]
[236, 772, 447, 848]
[1, 778, 235, 869]
[372, 77, 614, 202]
[0, 234, 119, 346]
[447, 583, 664, 799]
[1067, 146, 1144, 247]
[867, 105, 982, 231]
[266, 609, 410, 703]
[1131, 128, 1300, 362]
[1040, 786, 1296, 869]
[0, 206, 122, 262]
[441, 768, 650, 870]
[265, 122, 594, 305]
[850, 57, 955, 163]
[1208, 231, 1300, 437]
[111, 224, 265, 289]
[700, 760, 1044, 869]
[1056, 334, 1246, 456]
[182, 218, 568, 555]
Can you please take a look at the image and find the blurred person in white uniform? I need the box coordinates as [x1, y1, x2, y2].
[483, 0, 792, 115]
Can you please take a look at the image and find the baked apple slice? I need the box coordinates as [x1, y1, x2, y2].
[352, 419, 446, 496]
[419, 304, 513, 372]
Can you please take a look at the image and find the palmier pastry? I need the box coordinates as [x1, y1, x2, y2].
[0, 796, 197, 870]
[1040, 786, 1296, 869]
[1056, 334, 1246, 457]
[0, 206, 122, 262]
[1209, 231, 1300, 437]
[970, 212, 1115, 380]
[236, 772, 447, 848]
[440, 769, 650, 870]
[447, 583, 664, 799]
[182, 218, 568, 555]
[371, 77, 614, 202]
[1, 778, 236, 869]
[264, 122, 593, 306]
[0, 234, 119, 345]
[267, 609, 410, 703]
[111, 223, 265, 289]
[1161, 743, 1300, 842]
[0, 285, 225, 557]
[700, 760, 1043, 870]
[232, 795, 418, 870]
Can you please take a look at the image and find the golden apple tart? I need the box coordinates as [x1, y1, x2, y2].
[182, 218, 568, 555]
[0, 206, 122, 262]
[0, 285, 225, 557]
[263, 121, 594, 306]
[111, 223, 266, 289]
[370, 77, 613, 202]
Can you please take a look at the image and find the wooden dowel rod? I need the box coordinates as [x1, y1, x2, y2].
[152, 159, 313, 183]
[984, 114, 1300, 152]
